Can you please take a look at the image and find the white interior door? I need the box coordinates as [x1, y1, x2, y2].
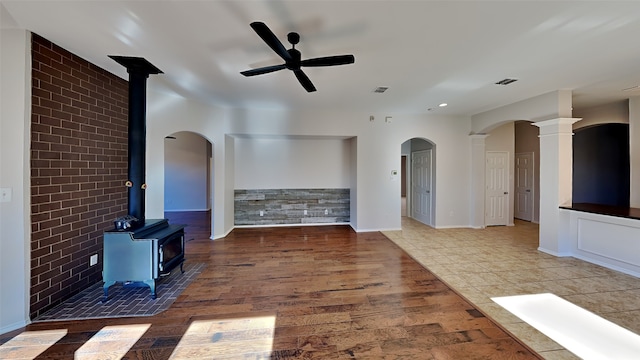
[411, 150, 432, 226]
[515, 152, 534, 221]
[486, 151, 509, 226]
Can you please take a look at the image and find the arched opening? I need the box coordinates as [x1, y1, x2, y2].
[401, 138, 436, 227]
[163, 131, 213, 234]
[573, 123, 630, 207]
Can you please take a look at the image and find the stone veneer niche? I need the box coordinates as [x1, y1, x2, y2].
[235, 189, 350, 226]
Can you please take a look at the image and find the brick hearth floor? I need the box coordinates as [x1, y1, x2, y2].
[33, 262, 205, 322]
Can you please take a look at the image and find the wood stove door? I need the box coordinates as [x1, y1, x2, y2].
[159, 231, 184, 274]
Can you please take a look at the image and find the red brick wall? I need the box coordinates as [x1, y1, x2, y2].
[30, 34, 129, 318]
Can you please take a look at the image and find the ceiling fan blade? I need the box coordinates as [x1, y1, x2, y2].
[301, 55, 355, 67]
[293, 69, 316, 92]
[250, 22, 292, 62]
[240, 64, 286, 77]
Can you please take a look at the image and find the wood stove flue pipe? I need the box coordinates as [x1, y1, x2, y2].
[109, 56, 163, 226]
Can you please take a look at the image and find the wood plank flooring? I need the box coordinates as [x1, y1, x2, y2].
[2, 212, 541, 359]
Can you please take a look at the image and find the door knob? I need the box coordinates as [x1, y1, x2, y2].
[503, 192, 508, 195]
[525, 189, 531, 192]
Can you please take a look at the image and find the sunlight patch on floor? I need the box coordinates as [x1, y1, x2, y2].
[493, 293, 640, 360]
[0, 329, 67, 359]
[75, 324, 151, 360]
[169, 315, 276, 359]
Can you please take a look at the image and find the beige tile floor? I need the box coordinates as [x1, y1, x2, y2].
[383, 217, 640, 360]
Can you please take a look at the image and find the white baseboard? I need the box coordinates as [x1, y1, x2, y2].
[355, 227, 402, 233]
[537, 246, 572, 257]
[165, 208, 210, 213]
[1, 319, 28, 336]
[434, 225, 473, 229]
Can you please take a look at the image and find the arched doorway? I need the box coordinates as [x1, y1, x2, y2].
[401, 138, 436, 227]
[163, 131, 213, 231]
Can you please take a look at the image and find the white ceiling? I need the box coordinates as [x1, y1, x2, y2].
[3, 0, 640, 116]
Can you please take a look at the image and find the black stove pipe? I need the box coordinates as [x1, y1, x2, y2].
[109, 56, 163, 226]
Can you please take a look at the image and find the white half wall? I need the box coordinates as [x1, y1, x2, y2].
[565, 209, 640, 278]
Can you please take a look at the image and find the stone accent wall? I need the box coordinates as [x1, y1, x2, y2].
[30, 34, 129, 318]
[235, 189, 350, 225]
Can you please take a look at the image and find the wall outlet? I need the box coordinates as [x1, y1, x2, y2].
[325, 209, 329, 215]
[89, 254, 98, 266]
[304, 210, 308, 215]
[259, 210, 264, 217]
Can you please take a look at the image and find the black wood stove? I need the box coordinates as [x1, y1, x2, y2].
[103, 219, 185, 300]
[102, 56, 185, 301]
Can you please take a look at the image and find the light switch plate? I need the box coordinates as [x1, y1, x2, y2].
[0, 188, 12, 203]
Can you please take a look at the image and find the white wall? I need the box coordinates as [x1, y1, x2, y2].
[234, 137, 351, 189]
[0, 28, 31, 334]
[471, 90, 572, 134]
[631, 97, 640, 207]
[144, 92, 474, 236]
[164, 131, 210, 211]
[145, 88, 229, 238]
[573, 100, 629, 130]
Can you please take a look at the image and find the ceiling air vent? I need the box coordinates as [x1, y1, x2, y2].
[373, 86, 389, 93]
[495, 78, 518, 86]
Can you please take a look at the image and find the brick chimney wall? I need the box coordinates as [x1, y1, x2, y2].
[30, 34, 129, 318]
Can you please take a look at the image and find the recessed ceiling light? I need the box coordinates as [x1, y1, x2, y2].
[439, 103, 448, 107]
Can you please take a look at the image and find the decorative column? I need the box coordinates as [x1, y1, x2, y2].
[469, 134, 489, 229]
[534, 118, 581, 256]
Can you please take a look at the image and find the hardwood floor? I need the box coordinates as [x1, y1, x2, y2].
[1, 212, 541, 359]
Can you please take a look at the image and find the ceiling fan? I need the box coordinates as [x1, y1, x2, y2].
[240, 21, 355, 92]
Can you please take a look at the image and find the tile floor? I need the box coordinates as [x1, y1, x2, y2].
[383, 217, 640, 360]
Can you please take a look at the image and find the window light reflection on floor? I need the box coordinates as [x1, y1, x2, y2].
[75, 324, 151, 360]
[492, 293, 640, 360]
[0, 329, 67, 359]
[169, 315, 276, 359]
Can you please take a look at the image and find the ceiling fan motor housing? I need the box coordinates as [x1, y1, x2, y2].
[286, 48, 302, 70]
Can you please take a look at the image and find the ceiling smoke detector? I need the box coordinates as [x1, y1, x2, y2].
[373, 86, 389, 93]
[495, 78, 518, 86]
